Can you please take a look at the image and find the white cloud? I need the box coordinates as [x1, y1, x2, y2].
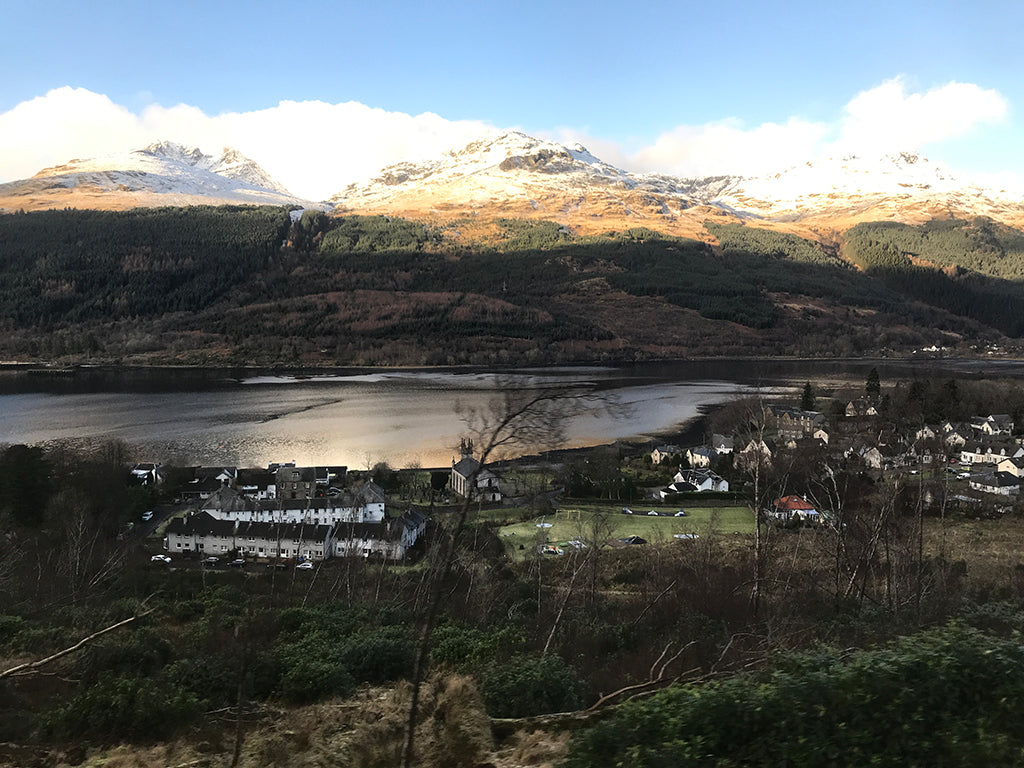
[573, 78, 1009, 179]
[619, 118, 830, 178]
[0, 87, 151, 178]
[832, 77, 1007, 155]
[0, 80, 1012, 198]
[0, 88, 496, 200]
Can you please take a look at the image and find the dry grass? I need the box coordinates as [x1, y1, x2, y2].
[22, 674, 564, 768]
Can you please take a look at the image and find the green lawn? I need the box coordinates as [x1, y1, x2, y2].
[497, 502, 754, 559]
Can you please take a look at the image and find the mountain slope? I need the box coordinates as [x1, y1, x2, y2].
[0, 142, 311, 211]
[331, 131, 1024, 239]
[330, 131, 722, 239]
[675, 153, 1024, 231]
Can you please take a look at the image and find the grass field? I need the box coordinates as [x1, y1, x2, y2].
[497, 501, 754, 559]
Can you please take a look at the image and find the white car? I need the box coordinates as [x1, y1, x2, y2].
[296, 561, 314, 570]
[142, 510, 154, 521]
[150, 554, 171, 563]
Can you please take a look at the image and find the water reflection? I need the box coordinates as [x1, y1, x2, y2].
[0, 368, 750, 468]
[4, 358, 1014, 468]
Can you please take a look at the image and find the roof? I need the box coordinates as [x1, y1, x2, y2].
[774, 495, 816, 512]
[236, 520, 333, 541]
[675, 469, 723, 485]
[236, 468, 275, 488]
[399, 509, 427, 530]
[276, 466, 316, 483]
[166, 511, 236, 538]
[452, 456, 481, 477]
[973, 472, 1020, 489]
[333, 518, 404, 541]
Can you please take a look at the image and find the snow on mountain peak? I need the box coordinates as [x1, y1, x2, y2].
[2, 140, 309, 210]
[332, 129, 639, 204]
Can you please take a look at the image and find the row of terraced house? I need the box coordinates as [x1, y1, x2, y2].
[155, 470, 427, 562]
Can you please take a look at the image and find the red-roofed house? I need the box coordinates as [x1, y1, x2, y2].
[768, 495, 820, 524]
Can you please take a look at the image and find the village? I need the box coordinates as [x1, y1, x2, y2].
[130, 375, 1024, 569]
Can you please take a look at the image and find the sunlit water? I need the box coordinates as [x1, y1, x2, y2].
[2, 359, 1013, 468]
[0, 368, 755, 468]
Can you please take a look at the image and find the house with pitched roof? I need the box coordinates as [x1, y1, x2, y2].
[650, 445, 683, 465]
[450, 439, 501, 502]
[768, 495, 821, 524]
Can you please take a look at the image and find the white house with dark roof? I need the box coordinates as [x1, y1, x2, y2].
[969, 472, 1020, 496]
[201, 483, 386, 525]
[451, 440, 501, 502]
[672, 469, 729, 493]
[165, 512, 334, 561]
[971, 414, 1014, 436]
[711, 434, 734, 454]
[334, 510, 427, 559]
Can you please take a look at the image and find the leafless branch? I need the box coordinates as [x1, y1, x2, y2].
[0, 606, 155, 680]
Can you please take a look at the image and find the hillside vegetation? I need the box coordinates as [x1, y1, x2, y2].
[2, 208, 1024, 365]
[844, 218, 1024, 336]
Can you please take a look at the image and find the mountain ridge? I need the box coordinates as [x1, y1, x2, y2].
[3, 131, 1024, 239]
[0, 141, 312, 212]
[328, 130, 1024, 238]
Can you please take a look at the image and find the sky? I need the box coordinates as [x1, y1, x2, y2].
[2, 0, 1023, 200]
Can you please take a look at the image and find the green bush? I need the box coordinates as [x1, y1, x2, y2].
[0, 614, 25, 649]
[47, 672, 201, 742]
[431, 623, 526, 669]
[481, 653, 584, 718]
[277, 654, 354, 705]
[339, 625, 415, 684]
[562, 624, 1024, 767]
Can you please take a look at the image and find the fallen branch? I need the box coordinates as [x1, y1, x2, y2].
[0, 607, 155, 680]
[584, 639, 696, 713]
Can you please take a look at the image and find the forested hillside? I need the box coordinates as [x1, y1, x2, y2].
[844, 218, 1024, 337]
[2, 207, 1024, 365]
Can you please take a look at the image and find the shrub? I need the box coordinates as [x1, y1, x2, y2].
[340, 625, 415, 684]
[481, 653, 584, 718]
[47, 672, 201, 741]
[277, 655, 354, 705]
[563, 624, 1024, 767]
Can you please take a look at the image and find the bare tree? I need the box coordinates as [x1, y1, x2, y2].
[401, 379, 623, 768]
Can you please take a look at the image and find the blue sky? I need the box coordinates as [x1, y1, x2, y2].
[2, 0, 1022, 199]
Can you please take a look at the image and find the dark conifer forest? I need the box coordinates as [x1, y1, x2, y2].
[3, 207, 1024, 365]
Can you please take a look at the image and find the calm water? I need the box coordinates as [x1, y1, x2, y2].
[1, 359, 1019, 468]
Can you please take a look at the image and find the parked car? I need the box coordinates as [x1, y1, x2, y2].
[227, 558, 246, 568]
[141, 510, 153, 521]
[296, 561, 314, 570]
[202, 556, 220, 566]
[675, 509, 687, 517]
[150, 554, 171, 563]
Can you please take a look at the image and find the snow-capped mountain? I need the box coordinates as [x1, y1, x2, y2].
[330, 131, 707, 236]
[0, 142, 311, 211]
[332, 131, 1024, 235]
[669, 152, 1024, 226]
[5, 131, 1024, 233]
